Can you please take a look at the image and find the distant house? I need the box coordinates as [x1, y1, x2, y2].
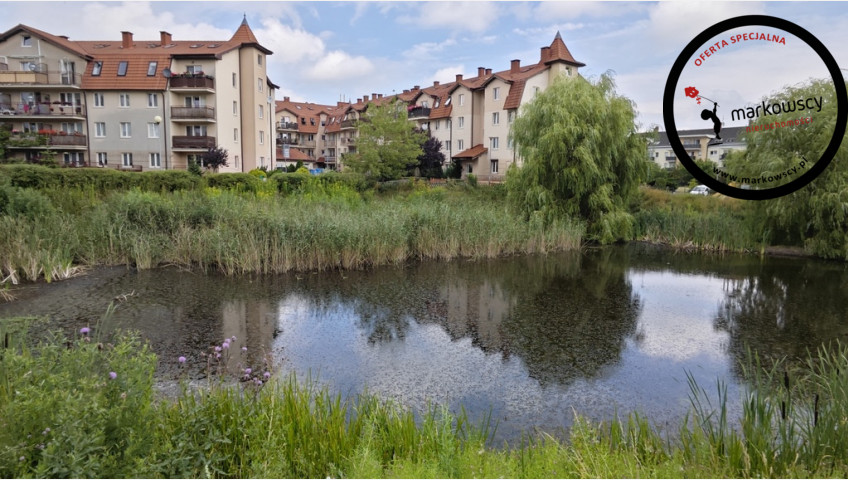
[647, 126, 746, 169]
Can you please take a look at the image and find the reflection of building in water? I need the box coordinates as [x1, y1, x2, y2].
[438, 278, 516, 355]
[220, 300, 276, 368]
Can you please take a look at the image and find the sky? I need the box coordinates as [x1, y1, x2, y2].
[3, 0, 848, 130]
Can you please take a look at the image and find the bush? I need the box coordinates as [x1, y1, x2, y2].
[204, 173, 263, 194]
[0, 186, 56, 220]
[274, 172, 311, 195]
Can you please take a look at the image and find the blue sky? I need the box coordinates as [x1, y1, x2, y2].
[3, 1, 848, 129]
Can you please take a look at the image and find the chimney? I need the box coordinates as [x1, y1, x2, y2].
[403, 89, 409, 94]
[356, 98, 361, 104]
[160, 31, 172, 46]
[337, 101, 344, 107]
[477, 67, 485, 77]
[121, 31, 133, 49]
[59, 35, 69, 40]
[372, 93, 378, 100]
[413, 85, 420, 90]
[541, 46, 550, 62]
[363, 95, 369, 102]
[284, 96, 290, 102]
[511, 59, 520, 73]
[433, 81, 440, 87]
[485, 68, 492, 75]
[456, 74, 463, 82]
[378, 94, 382, 99]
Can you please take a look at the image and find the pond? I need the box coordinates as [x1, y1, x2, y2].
[2, 245, 847, 442]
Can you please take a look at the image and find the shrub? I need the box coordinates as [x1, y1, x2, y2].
[204, 173, 263, 194]
[0, 186, 56, 220]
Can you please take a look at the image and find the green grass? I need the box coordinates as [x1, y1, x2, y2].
[0, 182, 583, 284]
[3, 317, 848, 478]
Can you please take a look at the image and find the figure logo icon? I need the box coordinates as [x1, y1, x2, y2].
[686, 86, 722, 142]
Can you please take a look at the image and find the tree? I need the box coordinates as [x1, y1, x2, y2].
[201, 146, 228, 171]
[411, 130, 446, 178]
[723, 79, 848, 257]
[507, 73, 649, 243]
[343, 100, 426, 181]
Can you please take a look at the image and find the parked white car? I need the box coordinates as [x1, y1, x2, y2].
[689, 185, 710, 196]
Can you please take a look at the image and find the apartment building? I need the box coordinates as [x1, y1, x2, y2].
[647, 126, 746, 169]
[0, 19, 276, 171]
[272, 32, 585, 179]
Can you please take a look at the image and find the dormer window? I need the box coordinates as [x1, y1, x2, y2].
[147, 61, 157, 76]
[92, 61, 103, 76]
[444, 96, 451, 106]
[117, 61, 128, 76]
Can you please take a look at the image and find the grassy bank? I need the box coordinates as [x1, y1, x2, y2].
[2, 318, 848, 478]
[0, 173, 583, 284]
[633, 187, 764, 252]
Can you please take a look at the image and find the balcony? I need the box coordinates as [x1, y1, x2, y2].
[49, 133, 87, 147]
[277, 136, 299, 145]
[408, 106, 431, 118]
[171, 106, 215, 121]
[168, 75, 215, 90]
[0, 67, 83, 87]
[324, 156, 337, 164]
[278, 121, 298, 131]
[340, 119, 356, 129]
[0, 102, 86, 117]
[172, 135, 215, 150]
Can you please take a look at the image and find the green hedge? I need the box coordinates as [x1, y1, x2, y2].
[204, 173, 265, 193]
[0, 165, 200, 193]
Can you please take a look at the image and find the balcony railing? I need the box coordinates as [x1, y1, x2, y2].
[278, 121, 298, 130]
[340, 119, 356, 129]
[408, 106, 431, 118]
[0, 68, 83, 86]
[277, 137, 299, 145]
[168, 76, 215, 89]
[172, 135, 216, 149]
[49, 134, 87, 146]
[324, 156, 337, 163]
[0, 102, 86, 116]
[171, 106, 215, 120]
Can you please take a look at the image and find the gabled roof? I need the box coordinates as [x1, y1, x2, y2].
[275, 98, 332, 134]
[453, 144, 488, 159]
[81, 52, 171, 90]
[276, 146, 311, 161]
[0, 24, 92, 60]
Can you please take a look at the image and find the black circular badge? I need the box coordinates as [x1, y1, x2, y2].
[663, 15, 847, 200]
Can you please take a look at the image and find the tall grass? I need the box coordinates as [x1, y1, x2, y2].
[0, 183, 583, 284]
[3, 317, 848, 478]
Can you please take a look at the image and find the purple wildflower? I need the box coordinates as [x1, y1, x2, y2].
[263, 371, 271, 379]
[80, 327, 90, 335]
[215, 353, 221, 359]
[222, 342, 230, 350]
[241, 346, 247, 352]
[178, 356, 186, 364]
[244, 368, 252, 375]
[214, 346, 222, 352]
[109, 372, 117, 380]
[231, 336, 237, 341]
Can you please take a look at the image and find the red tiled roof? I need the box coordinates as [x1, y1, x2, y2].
[546, 31, 585, 67]
[0, 24, 92, 60]
[502, 79, 526, 111]
[81, 53, 172, 90]
[453, 144, 488, 159]
[276, 146, 310, 161]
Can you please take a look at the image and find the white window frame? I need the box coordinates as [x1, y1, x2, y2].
[459, 94, 464, 106]
[22, 35, 32, 47]
[259, 130, 265, 144]
[117, 61, 128, 76]
[94, 122, 106, 137]
[493, 87, 500, 100]
[234, 128, 239, 142]
[97, 152, 108, 166]
[492, 112, 499, 125]
[147, 122, 160, 138]
[121, 152, 133, 167]
[93, 92, 104, 107]
[92, 61, 103, 76]
[147, 93, 158, 108]
[120, 122, 132, 138]
[147, 61, 157, 76]
[258, 105, 263, 119]
[119, 93, 130, 107]
[149, 152, 161, 168]
[490, 136, 499, 150]
[491, 159, 499, 173]
[457, 139, 464, 151]
[258, 78, 263, 92]
[233, 100, 238, 115]
[232, 72, 237, 87]
[458, 116, 464, 129]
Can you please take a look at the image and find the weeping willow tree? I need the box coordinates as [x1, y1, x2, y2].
[723, 79, 848, 258]
[506, 73, 648, 244]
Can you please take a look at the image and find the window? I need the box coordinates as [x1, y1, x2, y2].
[20, 61, 35, 72]
[186, 65, 203, 74]
[566, 67, 572, 77]
[94, 122, 106, 137]
[259, 156, 265, 167]
[147, 93, 158, 107]
[508, 111, 515, 124]
[492, 112, 499, 125]
[22, 35, 32, 47]
[422, 101, 428, 108]
[445, 96, 451, 106]
[119, 93, 130, 107]
[184, 96, 203, 107]
[493, 87, 500, 100]
[508, 137, 514, 149]
[434, 121, 439, 130]
[234, 155, 240, 169]
[234, 128, 239, 142]
[458, 116, 464, 128]
[490, 137, 499, 150]
[232, 72, 237, 87]
[147, 122, 160, 138]
[120, 122, 131, 138]
[259, 131, 264, 144]
[457, 139, 464, 151]
[534, 86, 540, 96]
[117, 61, 128, 76]
[233, 101, 238, 115]
[97, 152, 108, 166]
[491, 160, 499, 173]
[257, 54, 263, 65]
[149, 153, 161, 168]
[258, 105, 263, 119]
[93, 93, 104, 107]
[459, 94, 465, 106]
[445, 140, 451, 152]
[186, 125, 207, 136]
[92, 61, 103, 76]
[147, 61, 157, 76]
[121, 153, 133, 167]
[258, 78, 263, 92]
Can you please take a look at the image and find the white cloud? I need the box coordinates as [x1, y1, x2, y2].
[307, 51, 375, 81]
[533, 1, 648, 21]
[396, 2, 501, 33]
[431, 65, 467, 84]
[404, 38, 457, 59]
[646, 1, 767, 49]
[255, 18, 325, 64]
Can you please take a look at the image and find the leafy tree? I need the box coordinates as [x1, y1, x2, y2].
[507, 73, 649, 243]
[201, 146, 228, 171]
[723, 79, 848, 257]
[411, 130, 446, 178]
[344, 100, 426, 181]
[187, 158, 203, 176]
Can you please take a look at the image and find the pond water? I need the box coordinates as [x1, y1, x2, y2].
[3, 245, 848, 442]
